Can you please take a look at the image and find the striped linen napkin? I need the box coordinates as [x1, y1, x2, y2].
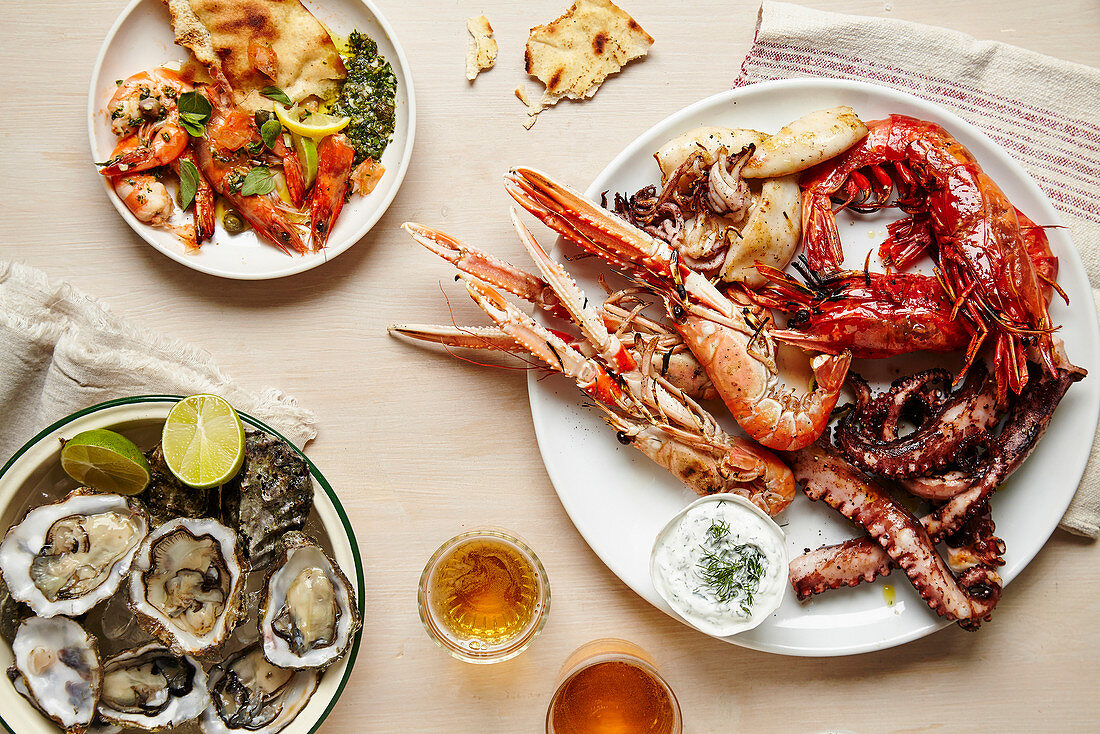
[736, 2, 1100, 537]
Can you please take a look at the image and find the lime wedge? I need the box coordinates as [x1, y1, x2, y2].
[293, 133, 319, 189]
[275, 104, 349, 139]
[61, 429, 151, 495]
[161, 395, 245, 488]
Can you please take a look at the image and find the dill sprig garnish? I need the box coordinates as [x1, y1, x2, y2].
[696, 518, 766, 614]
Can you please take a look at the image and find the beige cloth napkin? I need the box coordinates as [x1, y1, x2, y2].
[736, 2, 1100, 537]
[0, 259, 317, 460]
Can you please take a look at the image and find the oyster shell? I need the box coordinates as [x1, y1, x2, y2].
[8, 616, 102, 734]
[139, 446, 217, 526]
[98, 643, 210, 730]
[0, 575, 34, 643]
[200, 644, 319, 734]
[128, 517, 247, 657]
[259, 532, 359, 670]
[0, 490, 148, 617]
[219, 432, 313, 571]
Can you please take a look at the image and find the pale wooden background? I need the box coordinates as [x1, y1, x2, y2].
[2, 0, 1099, 731]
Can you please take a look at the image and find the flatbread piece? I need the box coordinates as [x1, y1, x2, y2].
[523, 0, 653, 124]
[163, 0, 346, 113]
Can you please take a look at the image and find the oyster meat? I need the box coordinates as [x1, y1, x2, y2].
[129, 517, 247, 657]
[8, 616, 102, 734]
[219, 432, 313, 571]
[0, 490, 148, 617]
[139, 446, 217, 526]
[259, 532, 359, 670]
[98, 643, 210, 730]
[201, 644, 319, 734]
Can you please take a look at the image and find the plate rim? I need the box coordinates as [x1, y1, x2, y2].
[526, 77, 1100, 657]
[0, 394, 364, 733]
[85, 0, 417, 280]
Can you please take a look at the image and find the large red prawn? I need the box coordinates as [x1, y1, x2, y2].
[800, 114, 1060, 400]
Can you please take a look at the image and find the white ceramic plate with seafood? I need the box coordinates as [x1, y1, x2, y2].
[87, 0, 415, 280]
[527, 78, 1100, 656]
[0, 396, 364, 733]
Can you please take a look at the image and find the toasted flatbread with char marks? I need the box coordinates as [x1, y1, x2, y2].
[163, 0, 346, 113]
[523, 0, 653, 124]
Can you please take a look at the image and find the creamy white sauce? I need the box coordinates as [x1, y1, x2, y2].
[651, 494, 787, 637]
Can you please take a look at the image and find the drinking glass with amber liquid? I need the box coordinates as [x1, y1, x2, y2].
[546, 639, 682, 734]
[418, 528, 550, 663]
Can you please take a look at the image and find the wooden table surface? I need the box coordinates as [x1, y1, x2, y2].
[3, 0, 1099, 731]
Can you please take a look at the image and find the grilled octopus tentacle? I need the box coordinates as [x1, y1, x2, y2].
[835, 363, 999, 478]
[787, 443, 999, 623]
[790, 360, 1085, 606]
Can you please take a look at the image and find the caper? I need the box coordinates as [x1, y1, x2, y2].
[223, 210, 248, 235]
[254, 110, 273, 128]
[138, 97, 161, 119]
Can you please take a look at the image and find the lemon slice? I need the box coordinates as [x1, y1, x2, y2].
[292, 133, 319, 189]
[275, 104, 349, 139]
[161, 395, 246, 488]
[61, 429, 151, 495]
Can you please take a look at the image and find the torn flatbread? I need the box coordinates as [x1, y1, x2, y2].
[163, 0, 346, 113]
[465, 15, 497, 81]
[523, 0, 652, 123]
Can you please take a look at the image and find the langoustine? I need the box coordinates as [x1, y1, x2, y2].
[505, 166, 852, 451]
[389, 216, 796, 515]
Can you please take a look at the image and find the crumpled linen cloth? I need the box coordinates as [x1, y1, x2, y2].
[0, 259, 317, 460]
[736, 2, 1100, 537]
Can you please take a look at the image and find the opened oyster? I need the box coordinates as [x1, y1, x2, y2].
[219, 432, 313, 571]
[201, 644, 319, 734]
[129, 518, 247, 657]
[259, 532, 360, 670]
[0, 490, 148, 617]
[98, 643, 209, 730]
[9, 616, 102, 734]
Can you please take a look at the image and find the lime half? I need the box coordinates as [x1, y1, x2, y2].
[61, 429, 151, 495]
[293, 133, 319, 189]
[161, 395, 245, 488]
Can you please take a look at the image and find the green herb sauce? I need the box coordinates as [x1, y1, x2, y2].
[333, 31, 397, 164]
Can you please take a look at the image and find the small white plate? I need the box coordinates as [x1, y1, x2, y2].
[87, 0, 415, 280]
[527, 79, 1100, 656]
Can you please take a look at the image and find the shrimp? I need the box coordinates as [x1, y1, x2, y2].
[168, 147, 215, 243]
[309, 134, 356, 249]
[801, 115, 1062, 400]
[99, 68, 191, 176]
[505, 166, 851, 451]
[191, 91, 308, 254]
[111, 172, 196, 249]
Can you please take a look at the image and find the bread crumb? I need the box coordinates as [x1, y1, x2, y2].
[515, 85, 545, 129]
[465, 15, 497, 81]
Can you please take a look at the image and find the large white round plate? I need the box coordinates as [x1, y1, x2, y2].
[88, 0, 415, 280]
[527, 79, 1100, 656]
